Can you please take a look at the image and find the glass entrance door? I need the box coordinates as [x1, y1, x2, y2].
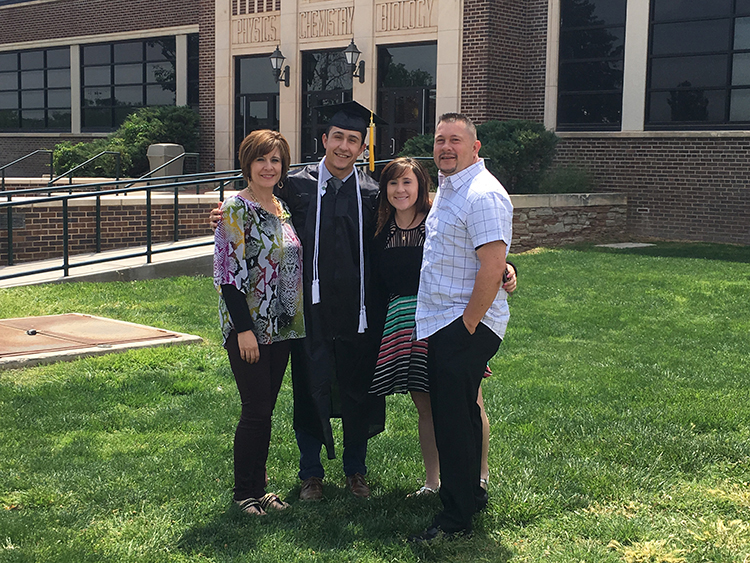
[377, 87, 435, 158]
[301, 50, 353, 162]
[377, 43, 437, 158]
[235, 55, 279, 168]
[236, 94, 278, 144]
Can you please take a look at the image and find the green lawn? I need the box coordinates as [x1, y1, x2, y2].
[1, 243, 749, 563]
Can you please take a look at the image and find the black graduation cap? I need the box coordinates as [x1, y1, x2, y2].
[316, 100, 387, 139]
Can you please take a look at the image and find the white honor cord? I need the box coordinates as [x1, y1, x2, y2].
[311, 157, 368, 333]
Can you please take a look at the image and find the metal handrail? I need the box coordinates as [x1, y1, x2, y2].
[49, 151, 122, 186]
[135, 152, 200, 180]
[3, 169, 239, 197]
[119, 152, 201, 192]
[1, 150, 54, 192]
[0, 156, 435, 279]
[1, 173, 236, 275]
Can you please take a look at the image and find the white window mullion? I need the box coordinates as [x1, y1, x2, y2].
[621, 0, 650, 131]
[70, 44, 81, 134]
[175, 34, 187, 107]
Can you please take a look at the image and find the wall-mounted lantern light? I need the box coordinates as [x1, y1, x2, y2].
[343, 39, 365, 84]
[270, 46, 290, 87]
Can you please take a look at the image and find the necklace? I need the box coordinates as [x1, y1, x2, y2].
[394, 212, 421, 241]
[243, 186, 282, 216]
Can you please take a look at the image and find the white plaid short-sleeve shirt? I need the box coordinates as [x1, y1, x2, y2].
[415, 158, 513, 340]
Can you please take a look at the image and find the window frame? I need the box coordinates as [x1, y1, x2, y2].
[80, 37, 177, 132]
[0, 47, 71, 132]
[645, 1, 750, 129]
[556, 0, 628, 131]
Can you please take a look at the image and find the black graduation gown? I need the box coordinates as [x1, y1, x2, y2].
[277, 164, 386, 459]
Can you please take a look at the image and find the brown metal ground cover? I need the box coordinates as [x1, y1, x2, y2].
[0, 313, 202, 368]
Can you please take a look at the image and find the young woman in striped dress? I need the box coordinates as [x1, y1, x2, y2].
[369, 157, 516, 496]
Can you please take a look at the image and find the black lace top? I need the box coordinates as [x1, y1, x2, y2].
[374, 216, 426, 298]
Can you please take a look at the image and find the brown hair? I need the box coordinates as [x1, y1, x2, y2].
[437, 112, 477, 141]
[375, 157, 432, 237]
[237, 129, 291, 185]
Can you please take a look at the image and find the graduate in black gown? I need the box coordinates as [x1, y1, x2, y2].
[276, 102, 387, 500]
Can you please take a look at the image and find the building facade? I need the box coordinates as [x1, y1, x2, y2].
[1, 0, 748, 244]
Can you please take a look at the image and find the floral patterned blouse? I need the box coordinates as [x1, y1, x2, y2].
[213, 194, 305, 345]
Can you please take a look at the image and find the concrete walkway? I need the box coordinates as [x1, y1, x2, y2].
[0, 313, 203, 369]
[0, 238, 212, 368]
[0, 235, 214, 289]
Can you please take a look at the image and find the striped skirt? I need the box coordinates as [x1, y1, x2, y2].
[369, 295, 429, 396]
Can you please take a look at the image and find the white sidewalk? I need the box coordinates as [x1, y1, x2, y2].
[0, 236, 214, 288]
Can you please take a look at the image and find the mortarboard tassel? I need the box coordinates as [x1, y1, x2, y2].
[369, 111, 375, 172]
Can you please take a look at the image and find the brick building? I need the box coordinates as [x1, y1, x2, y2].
[1, 0, 748, 245]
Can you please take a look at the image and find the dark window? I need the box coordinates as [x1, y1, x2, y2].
[557, 0, 627, 131]
[0, 47, 70, 131]
[81, 37, 176, 131]
[652, 0, 731, 20]
[647, 1, 750, 127]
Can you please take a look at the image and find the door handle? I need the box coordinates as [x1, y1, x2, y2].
[390, 138, 396, 156]
[314, 138, 318, 154]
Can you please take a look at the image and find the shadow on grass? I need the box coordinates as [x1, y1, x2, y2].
[566, 241, 750, 263]
[177, 485, 514, 562]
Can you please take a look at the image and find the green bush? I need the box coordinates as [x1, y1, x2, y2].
[52, 106, 200, 178]
[398, 120, 559, 193]
[110, 106, 200, 175]
[53, 139, 105, 175]
[398, 134, 438, 185]
[539, 164, 596, 194]
[475, 119, 558, 193]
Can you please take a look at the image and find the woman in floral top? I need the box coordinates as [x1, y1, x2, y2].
[213, 129, 304, 516]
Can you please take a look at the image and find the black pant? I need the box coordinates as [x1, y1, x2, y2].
[225, 330, 291, 501]
[428, 317, 501, 532]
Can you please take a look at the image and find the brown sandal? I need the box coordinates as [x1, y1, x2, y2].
[259, 492, 289, 511]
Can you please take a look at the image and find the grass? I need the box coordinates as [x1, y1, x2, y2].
[1, 242, 749, 562]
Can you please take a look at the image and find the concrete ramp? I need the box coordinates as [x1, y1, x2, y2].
[0, 313, 202, 369]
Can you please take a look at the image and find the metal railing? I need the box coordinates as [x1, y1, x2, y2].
[1, 156, 432, 282]
[49, 151, 122, 186]
[1, 150, 54, 192]
[1, 171, 242, 278]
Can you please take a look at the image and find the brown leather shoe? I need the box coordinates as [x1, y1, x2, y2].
[299, 476, 323, 501]
[346, 473, 370, 498]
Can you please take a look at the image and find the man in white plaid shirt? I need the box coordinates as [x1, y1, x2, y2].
[411, 113, 513, 542]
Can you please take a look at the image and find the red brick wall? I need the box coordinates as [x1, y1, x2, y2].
[554, 136, 750, 245]
[198, 0, 216, 172]
[0, 0, 198, 43]
[523, 0, 550, 122]
[461, 0, 548, 124]
[0, 0, 214, 174]
[1, 200, 216, 264]
[2, 194, 627, 264]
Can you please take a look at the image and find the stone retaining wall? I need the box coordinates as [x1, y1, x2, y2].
[510, 193, 628, 252]
[0, 192, 627, 265]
